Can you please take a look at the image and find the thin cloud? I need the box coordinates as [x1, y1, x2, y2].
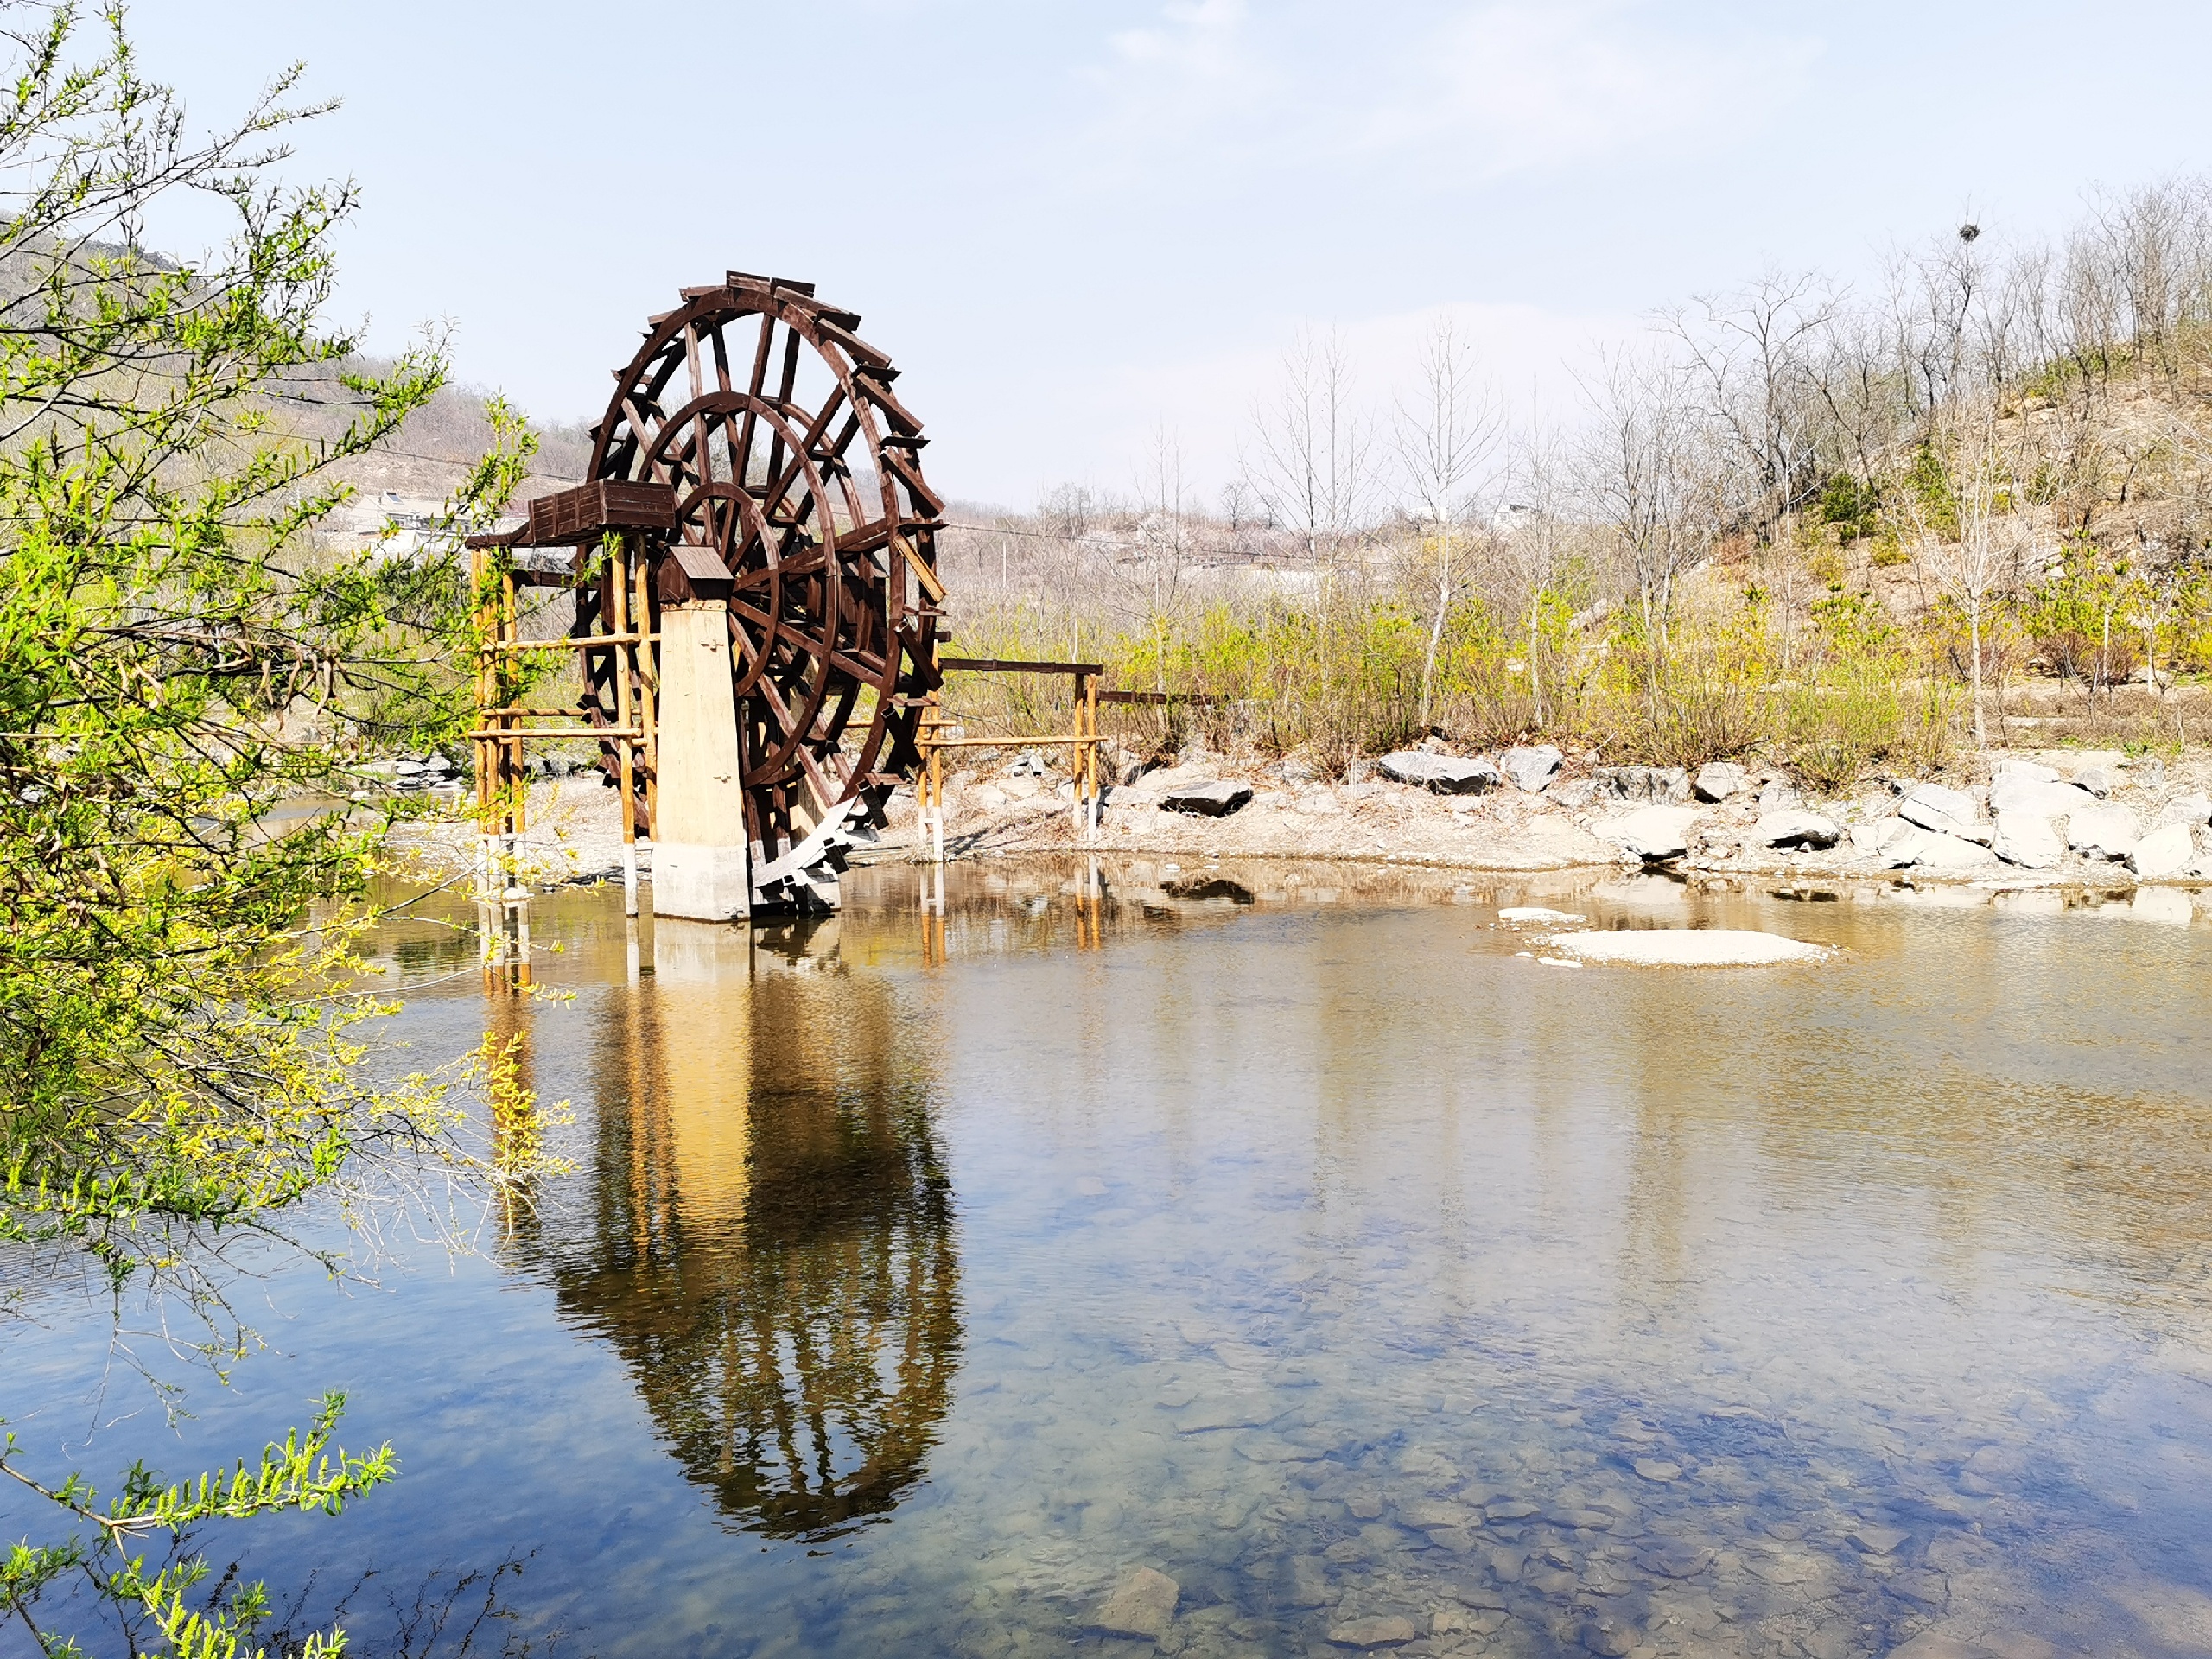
[1072, 1, 1820, 188]
[1360, 3, 1821, 175]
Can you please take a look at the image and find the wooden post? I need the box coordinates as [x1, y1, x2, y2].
[633, 550, 658, 835]
[1085, 670, 1101, 840]
[612, 537, 639, 919]
[472, 548, 496, 988]
[927, 699, 945, 867]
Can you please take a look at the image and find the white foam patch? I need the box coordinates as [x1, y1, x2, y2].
[1499, 906, 1586, 923]
[1542, 929, 1826, 966]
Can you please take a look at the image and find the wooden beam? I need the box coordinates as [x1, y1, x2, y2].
[938, 655, 1103, 677]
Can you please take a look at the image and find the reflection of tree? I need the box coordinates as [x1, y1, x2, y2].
[543, 933, 961, 1541]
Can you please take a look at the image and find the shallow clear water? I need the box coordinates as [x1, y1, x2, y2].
[8, 862, 2212, 1658]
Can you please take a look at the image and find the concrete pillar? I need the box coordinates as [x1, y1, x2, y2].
[652, 601, 752, 921]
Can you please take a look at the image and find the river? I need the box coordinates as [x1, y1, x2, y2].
[5, 861, 2212, 1658]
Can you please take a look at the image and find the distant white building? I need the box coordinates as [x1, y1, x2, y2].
[324, 491, 472, 563]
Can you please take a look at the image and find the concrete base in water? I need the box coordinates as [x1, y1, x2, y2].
[653, 842, 753, 923]
[652, 601, 752, 922]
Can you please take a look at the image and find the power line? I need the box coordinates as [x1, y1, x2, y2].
[353, 444, 582, 486]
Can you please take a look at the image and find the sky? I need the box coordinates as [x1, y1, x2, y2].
[125, 0, 2212, 511]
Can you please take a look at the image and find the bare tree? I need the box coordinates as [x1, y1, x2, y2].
[1904, 404, 2021, 749]
[1667, 270, 1838, 544]
[1576, 346, 1713, 713]
[1119, 422, 1193, 695]
[1502, 418, 1575, 728]
[1243, 322, 1376, 573]
[1394, 317, 1503, 730]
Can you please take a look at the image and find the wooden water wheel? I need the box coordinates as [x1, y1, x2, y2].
[561, 272, 945, 860]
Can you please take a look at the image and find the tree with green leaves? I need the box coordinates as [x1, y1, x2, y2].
[0, 6, 539, 1652]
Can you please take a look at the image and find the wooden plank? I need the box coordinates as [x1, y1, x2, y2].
[938, 655, 1103, 677]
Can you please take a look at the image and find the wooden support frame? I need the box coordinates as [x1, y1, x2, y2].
[471, 537, 659, 990]
[914, 657, 1111, 865]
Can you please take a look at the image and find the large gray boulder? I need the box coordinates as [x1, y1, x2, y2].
[1598, 765, 1691, 804]
[1379, 751, 1501, 794]
[1910, 830, 2000, 870]
[2068, 803, 2141, 859]
[1878, 825, 1998, 870]
[2131, 823, 2196, 879]
[2158, 792, 2212, 829]
[2071, 764, 2118, 798]
[1599, 805, 1702, 861]
[1694, 760, 1751, 802]
[1993, 758, 2060, 786]
[1850, 817, 1908, 854]
[1160, 779, 1253, 817]
[1898, 782, 1986, 841]
[1498, 744, 1563, 792]
[1992, 811, 2064, 869]
[1753, 810, 1840, 849]
[1989, 778, 2099, 817]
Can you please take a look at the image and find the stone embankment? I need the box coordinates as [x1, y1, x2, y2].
[385, 741, 2212, 895]
[874, 741, 2212, 888]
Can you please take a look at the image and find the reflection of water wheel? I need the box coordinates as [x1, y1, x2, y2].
[541, 953, 963, 1541]
[572, 272, 945, 858]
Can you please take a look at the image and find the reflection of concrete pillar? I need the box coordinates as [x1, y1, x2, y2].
[652, 921, 753, 1224]
[654, 601, 751, 921]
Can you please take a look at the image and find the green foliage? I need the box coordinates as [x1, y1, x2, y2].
[1901, 444, 1960, 540]
[0, 10, 547, 1655]
[2023, 543, 2144, 684]
[0, 5, 537, 1285]
[1816, 471, 1883, 542]
[2, 1394, 385, 1656]
[1786, 588, 1942, 790]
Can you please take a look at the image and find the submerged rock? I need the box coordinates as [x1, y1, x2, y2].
[1847, 1523, 1909, 1556]
[1992, 811, 2064, 870]
[1325, 1615, 1417, 1649]
[1886, 1634, 2003, 1659]
[1433, 1605, 1509, 1637]
[1578, 1613, 1640, 1656]
[1379, 751, 1502, 794]
[1160, 779, 1253, 817]
[1499, 744, 1564, 792]
[1636, 1540, 1714, 1578]
[1090, 1567, 1179, 1639]
[1281, 1555, 1332, 1609]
